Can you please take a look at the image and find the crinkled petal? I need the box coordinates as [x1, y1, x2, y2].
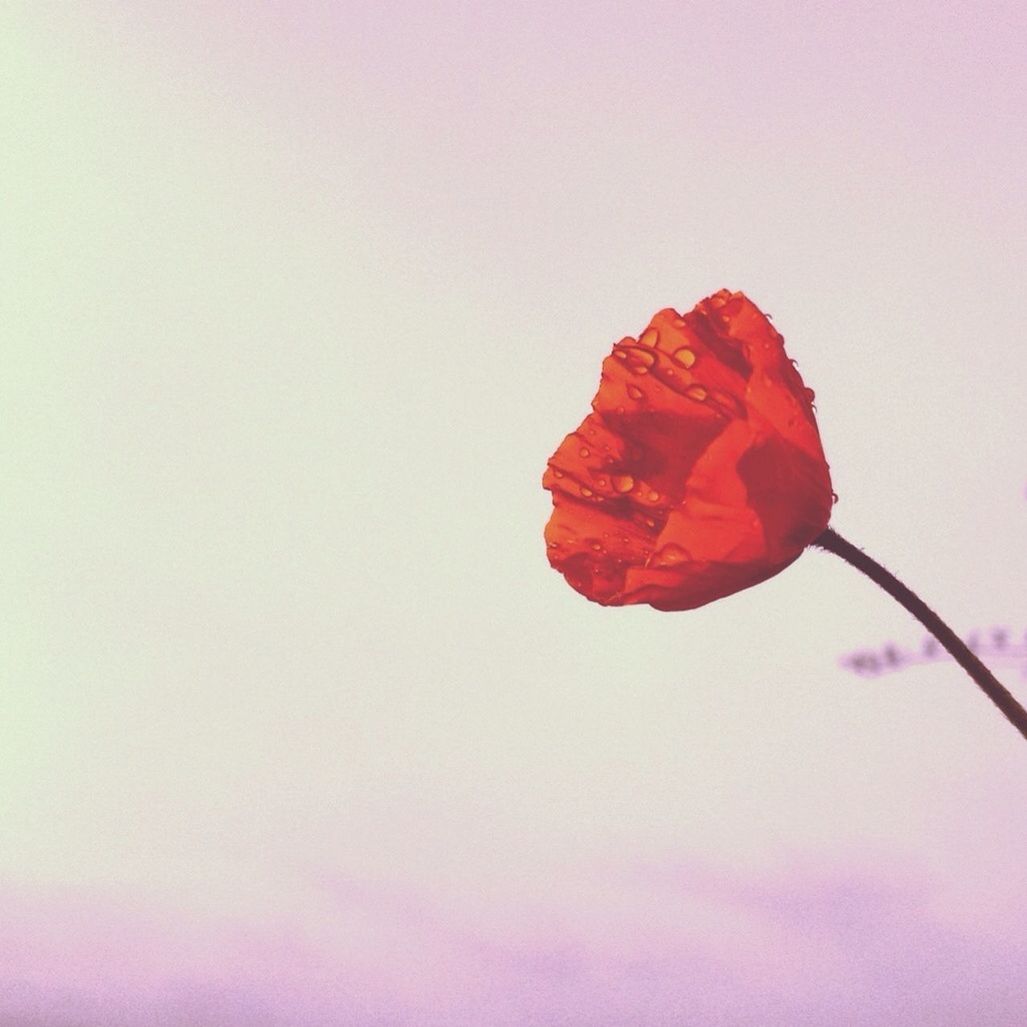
[543, 290, 833, 610]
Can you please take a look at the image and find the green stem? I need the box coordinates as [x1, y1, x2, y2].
[813, 527, 1027, 742]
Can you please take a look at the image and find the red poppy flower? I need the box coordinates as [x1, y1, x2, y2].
[543, 290, 833, 611]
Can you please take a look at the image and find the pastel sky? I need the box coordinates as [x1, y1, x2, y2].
[2, 2, 1025, 1025]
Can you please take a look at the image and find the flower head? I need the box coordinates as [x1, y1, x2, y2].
[543, 290, 833, 611]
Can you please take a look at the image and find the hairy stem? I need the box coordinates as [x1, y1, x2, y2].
[813, 527, 1027, 741]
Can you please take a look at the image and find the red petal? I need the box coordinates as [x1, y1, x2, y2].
[543, 290, 833, 610]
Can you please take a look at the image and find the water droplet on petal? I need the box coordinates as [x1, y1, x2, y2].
[626, 348, 656, 374]
[652, 543, 691, 567]
[590, 542, 602, 551]
[580, 486, 593, 497]
[685, 385, 707, 402]
[579, 447, 590, 457]
[647, 489, 660, 502]
[831, 491, 839, 503]
[709, 390, 745, 419]
[612, 474, 634, 493]
[804, 387, 816, 403]
[553, 469, 564, 478]
[639, 327, 659, 347]
[673, 347, 696, 368]
[597, 478, 608, 487]
[626, 385, 645, 401]
[613, 350, 628, 360]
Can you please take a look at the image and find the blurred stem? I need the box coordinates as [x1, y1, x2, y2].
[813, 527, 1027, 742]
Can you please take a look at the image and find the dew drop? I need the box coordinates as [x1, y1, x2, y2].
[685, 385, 708, 402]
[612, 474, 634, 493]
[579, 447, 590, 457]
[627, 385, 645, 401]
[652, 543, 691, 568]
[613, 350, 628, 360]
[590, 542, 602, 551]
[547, 540, 560, 549]
[580, 486, 593, 497]
[639, 327, 659, 347]
[645, 517, 657, 528]
[804, 387, 816, 403]
[626, 349, 656, 374]
[553, 469, 564, 478]
[673, 347, 696, 369]
[710, 391, 745, 419]
[597, 478, 608, 487]
[647, 489, 660, 502]
[831, 491, 839, 503]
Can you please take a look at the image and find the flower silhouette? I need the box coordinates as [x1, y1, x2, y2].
[543, 290, 833, 611]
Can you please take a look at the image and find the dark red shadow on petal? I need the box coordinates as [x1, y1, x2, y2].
[689, 310, 754, 382]
[737, 435, 833, 559]
[601, 409, 728, 510]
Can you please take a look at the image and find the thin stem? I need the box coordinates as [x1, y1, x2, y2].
[813, 527, 1027, 742]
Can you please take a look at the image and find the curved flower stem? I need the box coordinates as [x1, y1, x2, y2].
[813, 527, 1027, 742]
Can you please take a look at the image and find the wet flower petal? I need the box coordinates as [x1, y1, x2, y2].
[543, 290, 833, 611]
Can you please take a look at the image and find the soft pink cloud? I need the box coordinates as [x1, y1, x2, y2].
[4, 853, 1025, 1026]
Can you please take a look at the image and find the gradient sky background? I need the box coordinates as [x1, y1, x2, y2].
[3, 2, 1026, 1024]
